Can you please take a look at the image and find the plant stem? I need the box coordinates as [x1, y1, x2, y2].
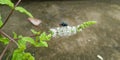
[0, 0, 21, 59]
[0, 30, 18, 46]
[0, 30, 18, 60]
[0, 0, 21, 58]
[0, 43, 10, 60]
[0, 0, 21, 29]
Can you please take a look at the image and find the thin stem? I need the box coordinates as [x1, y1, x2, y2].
[0, 0, 21, 29]
[0, 30, 18, 60]
[0, 43, 10, 60]
[0, 0, 21, 59]
[0, 30, 18, 46]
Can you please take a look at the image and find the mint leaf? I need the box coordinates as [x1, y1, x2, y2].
[34, 41, 48, 47]
[13, 32, 17, 39]
[18, 36, 35, 49]
[0, 35, 9, 45]
[12, 48, 35, 60]
[15, 7, 33, 18]
[31, 29, 40, 35]
[39, 32, 52, 41]
[0, 0, 14, 8]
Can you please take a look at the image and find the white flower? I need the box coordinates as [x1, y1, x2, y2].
[50, 29, 57, 37]
[50, 26, 78, 37]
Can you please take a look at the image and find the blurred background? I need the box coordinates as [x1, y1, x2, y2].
[0, 0, 120, 60]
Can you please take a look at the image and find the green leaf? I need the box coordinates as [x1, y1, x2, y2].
[39, 41, 48, 47]
[18, 39, 26, 50]
[20, 37, 35, 44]
[0, 1, 34, 18]
[18, 36, 35, 49]
[47, 34, 52, 40]
[23, 53, 35, 60]
[12, 36, 35, 60]
[0, 0, 14, 8]
[77, 21, 96, 31]
[39, 32, 52, 41]
[12, 49, 24, 60]
[39, 32, 46, 41]
[13, 32, 17, 39]
[0, 35, 9, 45]
[15, 6, 34, 18]
[0, 15, 3, 27]
[34, 41, 48, 47]
[12, 48, 35, 60]
[31, 29, 40, 35]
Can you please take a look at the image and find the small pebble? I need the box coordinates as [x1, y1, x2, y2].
[97, 55, 103, 60]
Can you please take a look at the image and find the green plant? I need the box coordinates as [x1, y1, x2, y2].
[12, 31, 52, 60]
[0, 0, 96, 60]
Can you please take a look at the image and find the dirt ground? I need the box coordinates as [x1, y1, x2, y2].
[0, 0, 120, 60]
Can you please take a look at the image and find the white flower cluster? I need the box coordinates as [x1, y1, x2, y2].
[50, 26, 80, 37]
